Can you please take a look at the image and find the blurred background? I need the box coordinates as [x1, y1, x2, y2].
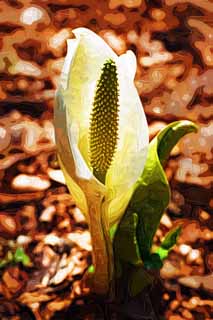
[0, 0, 212, 319]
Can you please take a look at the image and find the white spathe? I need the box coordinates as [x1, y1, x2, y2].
[54, 27, 149, 228]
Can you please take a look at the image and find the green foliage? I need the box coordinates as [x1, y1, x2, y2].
[160, 225, 182, 250]
[0, 247, 31, 269]
[155, 226, 182, 261]
[113, 120, 197, 296]
[128, 265, 153, 296]
[114, 212, 141, 266]
[14, 247, 31, 266]
[88, 264, 95, 274]
[145, 226, 182, 267]
[129, 120, 197, 261]
[0, 260, 7, 269]
[143, 253, 163, 270]
[0, 251, 13, 268]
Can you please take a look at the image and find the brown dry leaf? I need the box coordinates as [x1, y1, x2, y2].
[178, 274, 213, 292]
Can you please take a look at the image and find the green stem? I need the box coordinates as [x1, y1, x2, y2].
[87, 199, 114, 295]
[101, 212, 115, 299]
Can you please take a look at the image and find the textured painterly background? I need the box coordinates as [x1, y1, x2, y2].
[0, 1, 212, 319]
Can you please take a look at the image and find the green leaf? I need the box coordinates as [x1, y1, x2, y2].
[109, 223, 118, 240]
[143, 253, 163, 270]
[128, 265, 153, 296]
[128, 120, 197, 260]
[113, 121, 197, 295]
[157, 121, 198, 167]
[0, 259, 8, 269]
[161, 225, 182, 250]
[6, 251, 14, 262]
[0, 251, 13, 269]
[155, 226, 182, 261]
[114, 211, 141, 266]
[155, 247, 169, 261]
[88, 264, 95, 274]
[14, 247, 31, 266]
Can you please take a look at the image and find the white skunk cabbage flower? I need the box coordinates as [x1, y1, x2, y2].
[54, 28, 149, 294]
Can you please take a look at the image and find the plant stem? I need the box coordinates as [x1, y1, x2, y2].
[88, 199, 113, 295]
